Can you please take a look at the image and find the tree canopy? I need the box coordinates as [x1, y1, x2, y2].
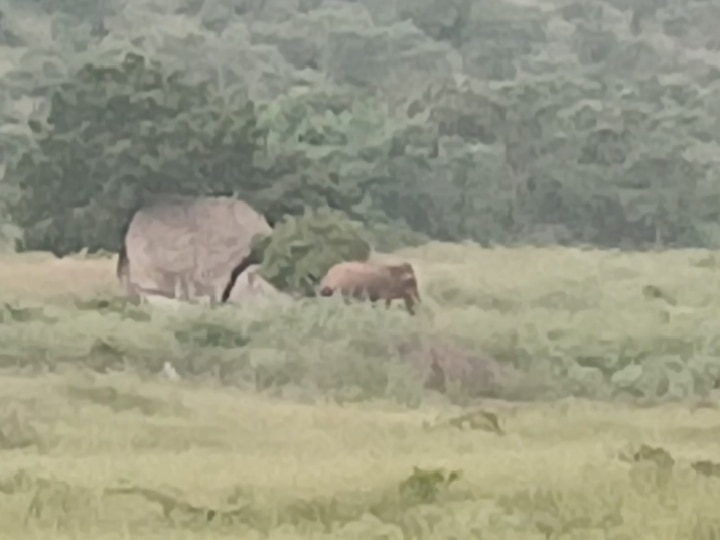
[1, 0, 720, 253]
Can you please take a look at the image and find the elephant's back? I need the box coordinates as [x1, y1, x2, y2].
[320, 261, 389, 291]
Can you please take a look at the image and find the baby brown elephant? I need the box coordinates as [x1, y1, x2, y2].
[318, 261, 421, 315]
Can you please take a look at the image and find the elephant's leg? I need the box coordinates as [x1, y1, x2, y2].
[207, 284, 218, 308]
[175, 274, 191, 301]
[403, 295, 415, 315]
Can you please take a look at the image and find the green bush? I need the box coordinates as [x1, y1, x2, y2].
[254, 207, 373, 296]
[3, 283, 719, 406]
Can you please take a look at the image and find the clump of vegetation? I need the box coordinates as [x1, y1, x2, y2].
[251, 207, 372, 296]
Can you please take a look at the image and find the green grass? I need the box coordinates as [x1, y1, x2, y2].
[2, 243, 720, 538]
[3, 373, 720, 539]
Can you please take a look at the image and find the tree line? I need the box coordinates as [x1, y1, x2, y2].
[1, 0, 720, 254]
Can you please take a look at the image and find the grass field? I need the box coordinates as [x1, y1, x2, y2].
[2, 243, 720, 538]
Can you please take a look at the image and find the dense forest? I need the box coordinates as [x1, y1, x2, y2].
[1, 0, 720, 254]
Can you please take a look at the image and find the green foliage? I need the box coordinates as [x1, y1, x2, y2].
[363, 222, 431, 252]
[6, 50, 265, 254]
[0, 295, 430, 405]
[498, 486, 624, 538]
[256, 207, 372, 296]
[3, 388, 720, 540]
[3, 0, 720, 251]
[172, 319, 250, 349]
[64, 384, 174, 415]
[5, 246, 720, 406]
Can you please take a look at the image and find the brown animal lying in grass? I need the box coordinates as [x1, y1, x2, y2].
[318, 261, 421, 315]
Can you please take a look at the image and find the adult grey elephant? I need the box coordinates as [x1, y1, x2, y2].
[116, 195, 272, 306]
